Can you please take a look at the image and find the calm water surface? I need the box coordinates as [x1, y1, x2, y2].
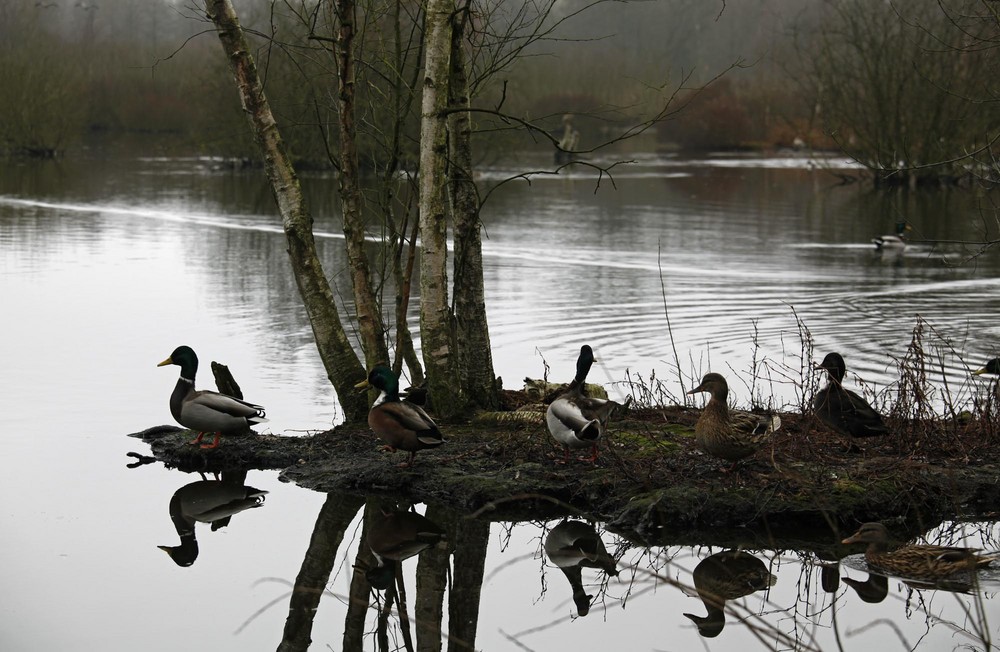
[2, 150, 999, 651]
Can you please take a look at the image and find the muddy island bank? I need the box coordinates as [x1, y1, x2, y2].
[128, 399, 1000, 548]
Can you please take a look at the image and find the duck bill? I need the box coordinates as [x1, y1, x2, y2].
[687, 384, 705, 395]
[972, 368, 987, 376]
[841, 534, 860, 545]
[156, 357, 173, 367]
[354, 379, 371, 389]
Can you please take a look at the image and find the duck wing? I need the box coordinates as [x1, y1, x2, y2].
[187, 390, 266, 419]
[379, 401, 443, 445]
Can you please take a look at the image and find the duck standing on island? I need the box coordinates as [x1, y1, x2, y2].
[356, 365, 444, 467]
[812, 352, 888, 440]
[546, 345, 620, 464]
[157, 345, 268, 449]
[687, 372, 780, 468]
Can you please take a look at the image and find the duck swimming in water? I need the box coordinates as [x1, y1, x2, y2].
[872, 221, 911, 250]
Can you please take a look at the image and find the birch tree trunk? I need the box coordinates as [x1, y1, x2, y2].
[449, 4, 498, 410]
[331, 0, 389, 368]
[203, 0, 369, 422]
[419, 0, 464, 418]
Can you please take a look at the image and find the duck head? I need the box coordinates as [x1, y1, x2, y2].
[817, 352, 847, 384]
[687, 373, 729, 402]
[973, 358, 1000, 376]
[158, 345, 199, 377]
[355, 365, 399, 397]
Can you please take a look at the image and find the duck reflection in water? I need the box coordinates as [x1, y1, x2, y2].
[365, 507, 447, 590]
[683, 550, 777, 638]
[159, 471, 268, 567]
[543, 520, 619, 617]
[842, 573, 889, 603]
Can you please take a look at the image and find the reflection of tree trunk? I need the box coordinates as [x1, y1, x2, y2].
[277, 493, 364, 652]
[343, 502, 378, 651]
[447, 516, 489, 651]
[202, 0, 369, 422]
[414, 504, 449, 652]
[449, 3, 498, 411]
[419, 0, 462, 419]
[332, 0, 389, 368]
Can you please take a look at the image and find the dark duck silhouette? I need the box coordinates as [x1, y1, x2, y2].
[683, 550, 776, 637]
[157, 346, 267, 449]
[158, 478, 267, 567]
[812, 352, 888, 439]
[543, 520, 619, 617]
[365, 508, 447, 590]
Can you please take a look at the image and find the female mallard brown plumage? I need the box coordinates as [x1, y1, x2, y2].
[687, 372, 780, 465]
[157, 345, 267, 449]
[355, 365, 444, 467]
[546, 345, 619, 464]
[842, 522, 998, 581]
[812, 352, 888, 439]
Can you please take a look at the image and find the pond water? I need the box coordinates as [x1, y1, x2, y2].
[2, 148, 1000, 651]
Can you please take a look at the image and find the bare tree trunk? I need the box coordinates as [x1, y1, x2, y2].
[277, 493, 365, 652]
[419, 0, 464, 419]
[331, 0, 389, 368]
[203, 0, 369, 422]
[448, 3, 498, 410]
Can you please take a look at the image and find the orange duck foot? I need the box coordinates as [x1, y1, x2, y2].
[199, 433, 222, 449]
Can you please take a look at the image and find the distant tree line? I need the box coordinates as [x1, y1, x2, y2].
[3, 0, 1000, 186]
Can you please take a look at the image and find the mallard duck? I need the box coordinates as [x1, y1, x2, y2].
[365, 508, 446, 590]
[683, 550, 776, 638]
[686, 373, 780, 465]
[842, 522, 999, 581]
[543, 520, 619, 617]
[355, 365, 444, 467]
[158, 478, 267, 567]
[157, 345, 268, 449]
[546, 345, 620, 463]
[842, 573, 889, 603]
[872, 221, 911, 250]
[972, 358, 1000, 376]
[812, 352, 888, 439]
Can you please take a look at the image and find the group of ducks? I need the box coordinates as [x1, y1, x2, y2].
[156, 344, 1000, 582]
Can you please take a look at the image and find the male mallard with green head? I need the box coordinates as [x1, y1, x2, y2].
[356, 365, 444, 467]
[813, 352, 888, 439]
[546, 345, 620, 464]
[973, 358, 1000, 377]
[842, 522, 998, 581]
[687, 372, 780, 466]
[872, 221, 911, 250]
[157, 345, 267, 449]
